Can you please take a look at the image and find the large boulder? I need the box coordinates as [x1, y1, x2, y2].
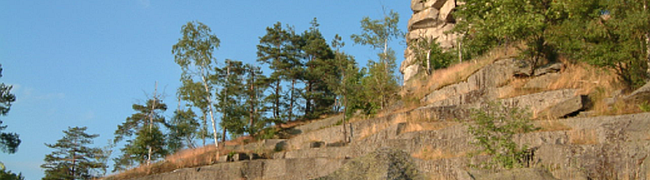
[408, 8, 443, 31]
[501, 89, 582, 118]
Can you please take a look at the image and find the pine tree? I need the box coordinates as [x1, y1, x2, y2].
[242, 64, 268, 136]
[167, 98, 200, 152]
[216, 59, 248, 141]
[113, 90, 168, 171]
[41, 126, 106, 180]
[0, 65, 19, 154]
[173, 21, 221, 148]
[257, 22, 300, 124]
[301, 18, 336, 119]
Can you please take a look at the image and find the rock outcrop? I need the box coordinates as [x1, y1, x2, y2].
[120, 55, 650, 180]
[402, 0, 459, 83]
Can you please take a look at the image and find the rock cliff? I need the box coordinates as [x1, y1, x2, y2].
[401, 0, 459, 83]
[116, 57, 650, 180]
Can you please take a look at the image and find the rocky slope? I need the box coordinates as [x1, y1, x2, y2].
[120, 57, 650, 180]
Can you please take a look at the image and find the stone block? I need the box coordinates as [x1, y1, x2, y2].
[438, 0, 456, 22]
[538, 95, 586, 119]
[403, 64, 422, 83]
[411, 0, 425, 13]
[501, 89, 579, 116]
[624, 81, 650, 104]
[427, 0, 448, 9]
[408, 8, 442, 31]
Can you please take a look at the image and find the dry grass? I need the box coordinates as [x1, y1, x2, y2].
[106, 145, 230, 180]
[108, 135, 261, 179]
[412, 146, 466, 160]
[544, 61, 639, 116]
[396, 46, 521, 116]
[569, 129, 599, 145]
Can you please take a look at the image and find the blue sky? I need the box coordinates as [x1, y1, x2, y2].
[0, 1, 410, 179]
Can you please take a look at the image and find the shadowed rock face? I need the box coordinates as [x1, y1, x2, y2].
[313, 148, 424, 180]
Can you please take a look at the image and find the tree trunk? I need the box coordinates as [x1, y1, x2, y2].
[274, 80, 280, 124]
[289, 78, 295, 122]
[147, 82, 157, 165]
[200, 70, 219, 149]
[645, 1, 650, 74]
[426, 49, 431, 75]
[305, 81, 312, 117]
[201, 111, 207, 146]
[249, 69, 255, 130]
[458, 39, 462, 63]
[221, 63, 230, 144]
[71, 141, 77, 179]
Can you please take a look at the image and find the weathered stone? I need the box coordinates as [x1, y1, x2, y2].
[411, 0, 425, 13]
[310, 141, 326, 148]
[294, 114, 343, 134]
[403, 64, 422, 83]
[524, 73, 561, 89]
[408, 8, 442, 31]
[534, 62, 564, 76]
[624, 81, 650, 104]
[427, 0, 448, 9]
[501, 89, 579, 116]
[470, 168, 559, 180]
[313, 148, 424, 180]
[438, 0, 456, 22]
[538, 95, 586, 119]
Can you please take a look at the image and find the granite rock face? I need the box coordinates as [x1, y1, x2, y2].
[402, 0, 459, 83]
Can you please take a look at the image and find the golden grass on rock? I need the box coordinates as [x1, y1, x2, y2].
[412, 146, 466, 160]
[536, 120, 572, 132]
[569, 129, 599, 145]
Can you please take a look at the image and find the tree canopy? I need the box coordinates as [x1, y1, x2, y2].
[41, 126, 106, 180]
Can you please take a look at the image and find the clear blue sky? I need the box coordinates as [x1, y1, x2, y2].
[0, 1, 410, 179]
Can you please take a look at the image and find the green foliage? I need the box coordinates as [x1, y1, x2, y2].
[409, 37, 455, 75]
[167, 107, 200, 152]
[453, 0, 564, 73]
[242, 64, 268, 137]
[255, 127, 277, 140]
[173, 21, 221, 146]
[328, 34, 365, 118]
[551, 0, 650, 88]
[0, 65, 20, 154]
[0, 162, 23, 180]
[41, 127, 107, 180]
[466, 102, 538, 169]
[0, 168, 23, 180]
[215, 59, 248, 140]
[352, 9, 403, 112]
[257, 22, 299, 123]
[300, 18, 337, 119]
[113, 97, 168, 171]
[638, 101, 650, 112]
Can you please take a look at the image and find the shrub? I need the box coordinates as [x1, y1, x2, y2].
[465, 101, 539, 169]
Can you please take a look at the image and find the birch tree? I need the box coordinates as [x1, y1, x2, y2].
[351, 9, 403, 110]
[173, 21, 221, 148]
